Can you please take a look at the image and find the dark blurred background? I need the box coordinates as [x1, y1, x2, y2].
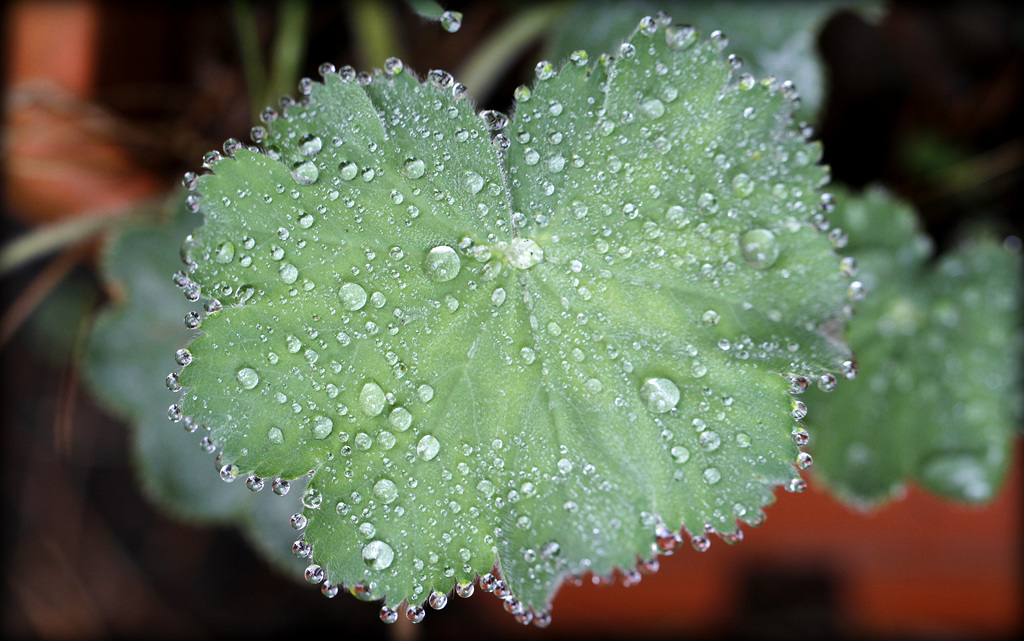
[2, 1, 1021, 639]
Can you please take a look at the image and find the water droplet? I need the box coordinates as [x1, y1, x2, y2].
[461, 171, 484, 194]
[440, 10, 462, 32]
[417, 435, 440, 461]
[506, 238, 543, 269]
[362, 540, 395, 570]
[338, 282, 368, 310]
[406, 605, 425, 623]
[268, 427, 284, 444]
[670, 445, 690, 463]
[279, 263, 299, 284]
[640, 97, 665, 119]
[387, 407, 412, 431]
[291, 160, 319, 185]
[417, 384, 434, 402]
[739, 229, 780, 270]
[298, 134, 322, 156]
[699, 431, 722, 451]
[215, 241, 235, 263]
[339, 161, 358, 181]
[374, 478, 399, 503]
[236, 367, 259, 389]
[312, 415, 333, 439]
[703, 467, 722, 484]
[665, 24, 697, 50]
[360, 382, 386, 416]
[640, 378, 680, 413]
[424, 246, 461, 282]
[272, 478, 290, 495]
[304, 564, 324, 583]
[429, 591, 448, 609]
[380, 607, 398, 624]
[403, 158, 426, 179]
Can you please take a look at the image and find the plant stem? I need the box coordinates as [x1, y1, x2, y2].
[456, 2, 571, 104]
[351, 0, 401, 70]
[232, 0, 267, 119]
[267, 0, 310, 107]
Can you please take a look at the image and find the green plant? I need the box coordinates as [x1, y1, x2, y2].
[4, 2, 1019, 633]
[161, 6, 1022, 627]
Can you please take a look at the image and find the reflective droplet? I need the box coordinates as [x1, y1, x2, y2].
[507, 238, 543, 269]
[403, 158, 426, 179]
[640, 97, 665, 119]
[703, 467, 722, 484]
[440, 10, 462, 32]
[389, 407, 412, 431]
[360, 382, 386, 416]
[298, 134, 322, 156]
[312, 415, 333, 439]
[268, 427, 284, 444]
[461, 171, 484, 194]
[740, 229, 780, 269]
[640, 378, 680, 413]
[291, 160, 319, 185]
[215, 241, 235, 263]
[424, 246, 461, 282]
[237, 367, 259, 389]
[362, 540, 395, 570]
[279, 263, 299, 284]
[417, 435, 440, 461]
[373, 478, 399, 503]
[338, 282, 368, 310]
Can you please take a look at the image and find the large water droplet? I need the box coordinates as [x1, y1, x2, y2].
[640, 97, 665, 119]
[362, 540, 395, 570]
[338, 282, 368, 310]
[507, 238, 543, 269]
[279, 263, 299, 284]
[417, 435, 440, 461]
[403, 158, 426, 179]
[461, 171, 485, 194]
[424, 246, 461, 282]
[373, 478, 399, 503]
[215, 241, 235, 263]
[640, 378, 680, 413]
[360, 382, 386, 416]
[298, 134, 322, 156]
[740, 229, 780, 269]
[291, 160, 319, 185]
[237, 367, 259, 389]
[312, 415, 333, 439]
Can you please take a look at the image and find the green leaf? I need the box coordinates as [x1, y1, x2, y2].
[545, 0, 862, 121]
[82, 197, 306, 574]
[173, 17, 852, 622]
[805, 187, 1023, 506]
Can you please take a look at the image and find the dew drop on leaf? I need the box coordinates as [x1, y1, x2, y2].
[362, 540, 395, 570]
[417, 435, 440, 461]
[640, 377, 680, 413]
[312, 415, 334, 439]
[424, 246, 461, 282]
[291, 160, 320, 185]
[359, 382, 386, 416]
[740, 229, 781, 269]
[236, 367, 259, 389]
[338, 282, 368, 310]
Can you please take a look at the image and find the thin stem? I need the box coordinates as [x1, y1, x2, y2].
[267, 0, 310, 107]
[351, 0, 401, 70]
[232, 0, 268, 119]
[456, 2, 571, 104]
[0, 214, 124, 276]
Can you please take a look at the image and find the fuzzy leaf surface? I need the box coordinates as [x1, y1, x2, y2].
[175, 20, 851, 616]
[83, 198, 305, 573]
[806, 188, 1022, 506]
